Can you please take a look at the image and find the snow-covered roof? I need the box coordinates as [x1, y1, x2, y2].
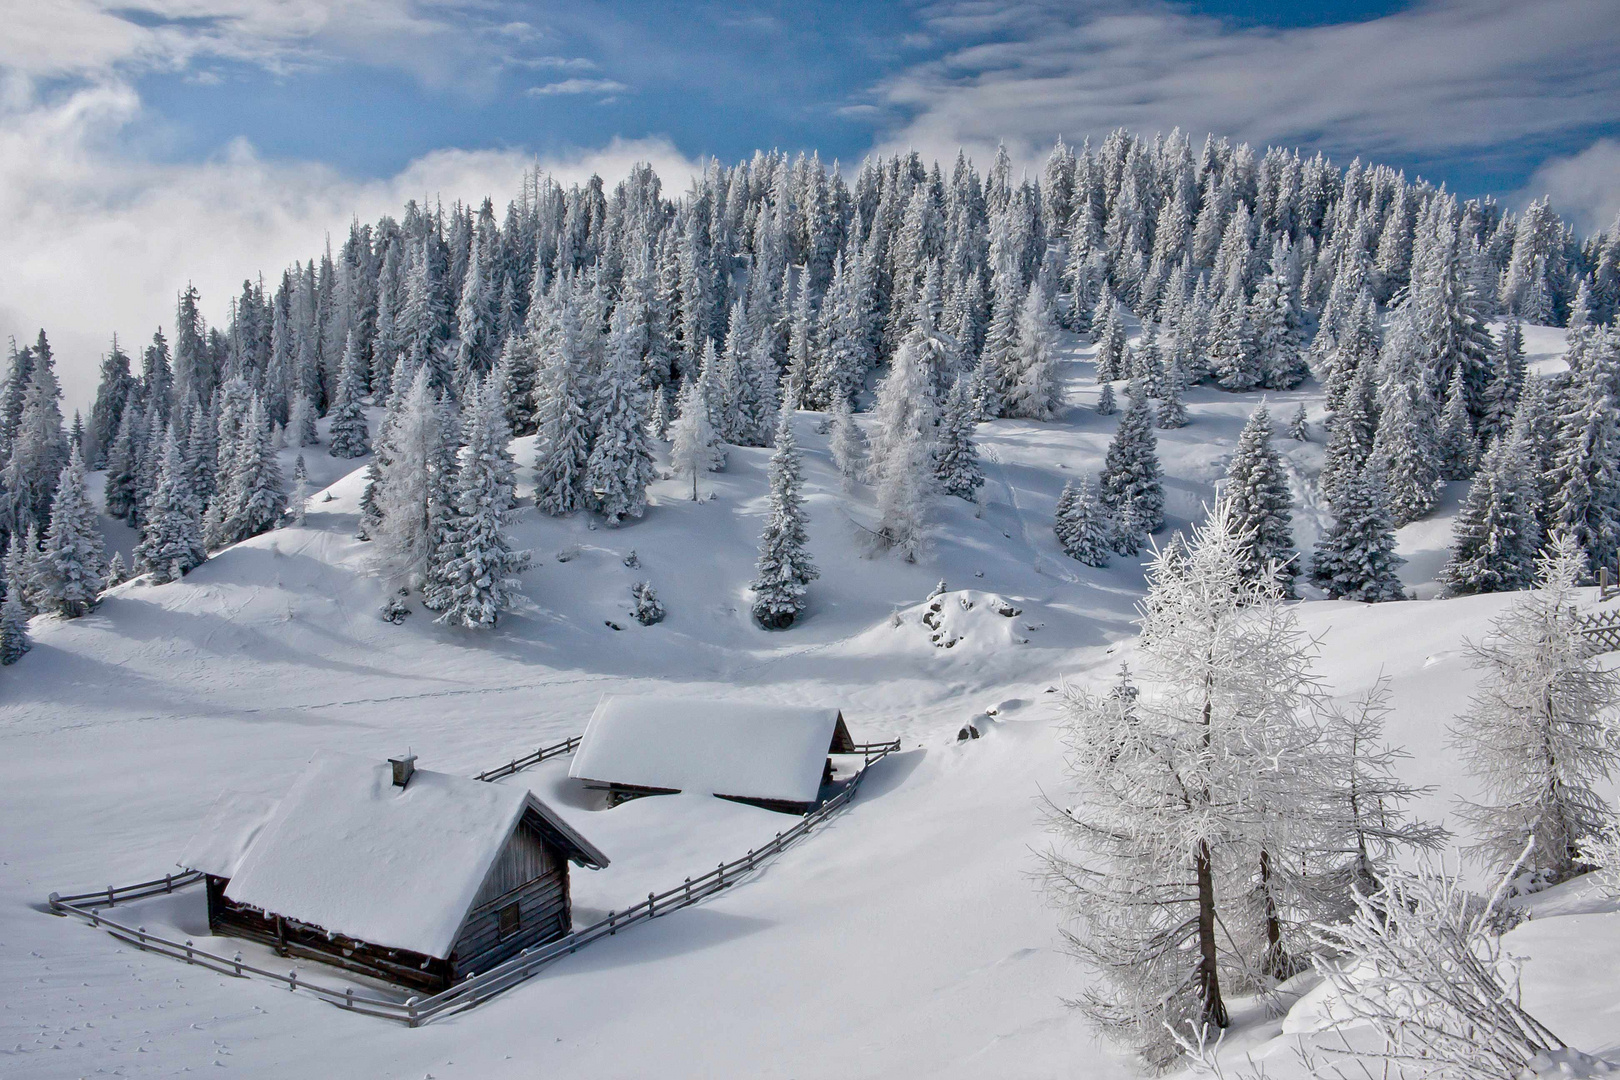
[569, 695, 853, 806]
[194, 752, 607, 959]
[179, 789, 279, 879]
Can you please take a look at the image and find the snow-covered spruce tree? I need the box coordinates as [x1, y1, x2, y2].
[1320, 359, 1380, 505]
[1155, 359, 1187, 429]
[1043, 499, 1322, 1068]
[1369, 315, 1442, 526]
[1436, 363, 1477, 482]
[869, 331, 938, 561]
[1249, 261, 1306, 390]
[1054, 477, 1112, 567]
[934, 374, 984, 501]
[209, 397, 285, 548]
[105, 551, 127, 588]
[667, 377, 722, 501]
[88, 336, 135, 468]
[289, 454, 309, 526]
[37, 445, 108, 618]
[103, 405, 144, 522]
[326, 330, 371, 458]
[0, 572, 29, 664]
[287, 392, 318, 448]
[1548, 341, 1620, 577]
[1479, 317, 1526, 445]
[373, 366, 455, 590]
[1313, 675, 1447, 908]
[1439, 427, 1542, 596]
[828, 393, 868, 491]
[1224, 404, 1297, 594]
[751, 410, 818, 629]
[3, 525, 38, 616]
[1451, 532, 1620, 882]
[531, 304, 592, 516]
[1005, 280, 1062, 420]
[0, 336, 69, 538]
[1311, 466, 1407, 602]
[1099, 383, 1164, 541]
[1287, 403, 1309, 441]
[583, 329, 656, 526]
[1095, 379, 1116, 416]
[429, 380, 530, 629]
[133, 431, 207, 584]
[1092, 294, 1127, 383]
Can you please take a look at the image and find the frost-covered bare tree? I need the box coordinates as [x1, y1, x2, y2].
[1451, 532, 1620, 882]
[1305, 846, 1579, 1080]
[1312, 676, 1448, 912]
[1044, 498, 1327, 1068]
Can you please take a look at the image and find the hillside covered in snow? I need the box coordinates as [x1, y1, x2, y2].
[4, 135, 1620, 1079]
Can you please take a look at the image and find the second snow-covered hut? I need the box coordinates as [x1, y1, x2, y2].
[569, 695, 858, 814]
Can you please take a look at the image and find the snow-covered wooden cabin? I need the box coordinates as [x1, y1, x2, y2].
[180, 752, 609, 993]
[568, 695, 858, 815]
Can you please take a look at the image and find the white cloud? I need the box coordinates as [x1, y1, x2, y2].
[870, 0, 1620, 175]
[1525, 138, 1620, 237]
[526, 78, 629, 97]
[0, 81, 697, 412]
[0, 1, 574, 94]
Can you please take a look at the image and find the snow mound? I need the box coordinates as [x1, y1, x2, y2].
[911, 589, 1028, 649]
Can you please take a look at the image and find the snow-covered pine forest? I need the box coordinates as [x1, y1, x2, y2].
[4, 130, 1620, 1078]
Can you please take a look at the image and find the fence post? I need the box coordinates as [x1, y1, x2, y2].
[137, 926, 146, 950]
[775, 831, 782, 853]
[648, 891, 656, 918]
[608, 910, 616, 935]
[684, 876, 691, 902]
[185, 940, 194, 964]
[233, 952, 243, 976]
[407, 996, 419, 1028]
[107, 885, 115, 908]
[717, 861, 725, 887]
[289, 970, 297, 992]
[165, 873, 172, 893]
[346, 987, 354, 1009]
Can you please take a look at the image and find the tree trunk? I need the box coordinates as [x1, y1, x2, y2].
[1194, 838, 1228, 1030]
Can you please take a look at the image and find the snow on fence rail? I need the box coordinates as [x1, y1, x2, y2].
[1574, 608, 1620, 655]
[45, 735, 903, 1026]
[472, 735, 582, 782]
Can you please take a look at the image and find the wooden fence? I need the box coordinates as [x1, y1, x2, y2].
[46, 734, 903, 1026]
[1599, 566, 1620, 603]
[472, 735, 581, 782]
[1574, 608, 1620, 655]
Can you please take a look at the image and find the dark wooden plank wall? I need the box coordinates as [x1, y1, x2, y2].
[450, 862, 571, 978]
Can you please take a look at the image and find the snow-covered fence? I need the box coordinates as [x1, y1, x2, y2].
[472, 735, 582, 782]
[48, 882, 422, 1022]
[1573, 608, 1620, 655]
[412, 736, 901, 1024]
[44, 736, 904, 1026]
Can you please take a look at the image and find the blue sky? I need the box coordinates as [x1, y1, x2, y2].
[64, 0, 1620, 201]
[3, 0, 1619, 404]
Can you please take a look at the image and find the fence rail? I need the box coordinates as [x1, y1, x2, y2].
[45, 738, 902, 1026]
[472, 735, 582, 782]
[1575, 608, 1620, 655]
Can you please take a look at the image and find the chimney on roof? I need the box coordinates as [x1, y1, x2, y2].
[389, 752, 417, 789]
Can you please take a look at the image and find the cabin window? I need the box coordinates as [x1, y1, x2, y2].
[497, 900, 521, 939]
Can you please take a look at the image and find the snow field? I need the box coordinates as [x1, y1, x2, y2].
[2, 329, 1617, 1077]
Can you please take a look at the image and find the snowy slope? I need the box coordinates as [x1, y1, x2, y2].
[3, 328, 1616, 1078]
